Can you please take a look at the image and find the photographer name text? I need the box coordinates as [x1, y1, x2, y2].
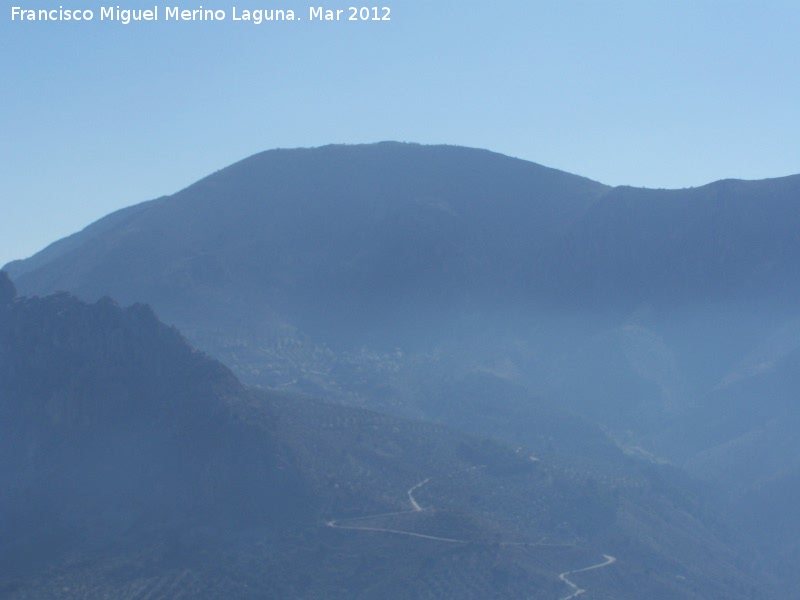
[9, 5, 391, 24]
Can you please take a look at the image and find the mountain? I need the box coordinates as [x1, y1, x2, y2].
[0, 272, 771, 598]
[5, 142, 800, 590]
[7, 145, 800, 390]
[0, 270, 301, 583]
[548, 176, 800, 309]
[3, 142, 608, 352]
[6, 142, 799, 435]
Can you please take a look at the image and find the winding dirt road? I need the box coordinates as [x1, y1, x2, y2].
[325, 476, 467, 543]
[557, 554, 617, 600]
[406, 477, 429, 512]
[325, 471, 617, 599]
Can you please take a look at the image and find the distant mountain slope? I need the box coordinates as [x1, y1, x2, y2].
[9, 144, 800, 316]
[4, 142, 608, 337]
[0, 272, 770, 598]
[4, 143, 800, 592]
[6, 144, 800, 369]
[549, 175, 800, 310]
[7, 143, 799, 423]
[6, 143, 799, 459]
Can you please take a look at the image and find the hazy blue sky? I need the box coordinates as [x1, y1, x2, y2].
[2, 1, 799, 266]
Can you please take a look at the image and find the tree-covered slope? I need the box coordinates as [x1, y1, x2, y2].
[0, 272, 770, 598]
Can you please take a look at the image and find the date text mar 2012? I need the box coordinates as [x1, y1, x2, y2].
[309, 7, 391, 21]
